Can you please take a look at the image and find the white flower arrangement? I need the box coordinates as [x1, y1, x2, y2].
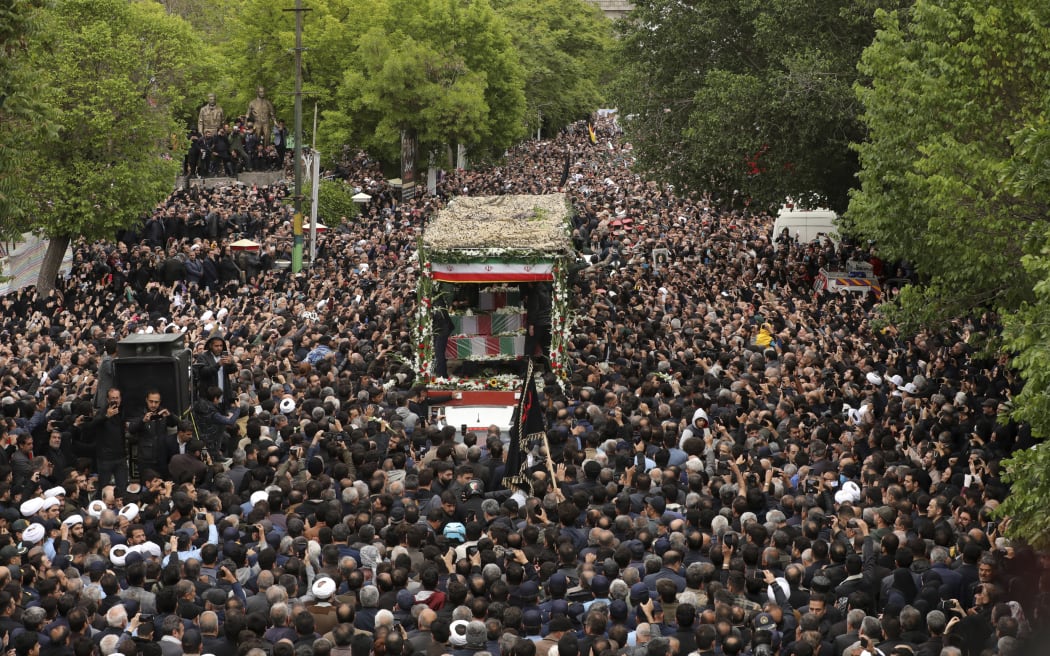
[429, 374, 522, 391]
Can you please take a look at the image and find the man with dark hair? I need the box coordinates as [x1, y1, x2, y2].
[196, 335, 238, 411]
[94, 338, 118, 411]
[192, 385, 240, 457]
[182, 628, 205, 656]
[643, 550, 686, 592]
[673, 604, 698, 655]
[159, 615, 185, 656]
[86, 387, 129, 491]
[129, 388, 177, 478]
[13, 631, 40, 656]
[168, 438, 211, 485]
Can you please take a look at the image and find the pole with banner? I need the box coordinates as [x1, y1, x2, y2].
[401, 129, 416, 203]
[309, 149, 320, 264]
[502, 357, 548, 493]
[287, 0, 308, 273]
[292, 211, 303, 272]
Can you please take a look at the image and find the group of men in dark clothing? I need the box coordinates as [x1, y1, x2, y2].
[184, 119, 287, 178]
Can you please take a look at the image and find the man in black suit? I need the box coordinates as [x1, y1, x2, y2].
[129, 389, 177, 479]
[161, 421, 196, 479]
[832, 609, 865, 656]
[196, 335, 238, 412]
[86, 388, 129, 492]
[200, 610, 236, 656]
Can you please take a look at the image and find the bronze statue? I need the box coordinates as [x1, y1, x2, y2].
[197, 93, 225, 136]
[247, 86, 277, 145]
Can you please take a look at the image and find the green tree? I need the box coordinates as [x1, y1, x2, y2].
[153, 0, 239, 41]
[849, 0, 1050, 328]
[323, 0, 526, 165]
[1001, 233, 1050, 549]
[302, 178, 360, 225]
[223, 0, 364, 134]
[849, 0, 1050, 547]
[24, 0, 216, 292]
[993, 106, 1050, 550]
[613, 0, 902, 212]
[0, 0, 55, 239]
[494, 0, 614, 137]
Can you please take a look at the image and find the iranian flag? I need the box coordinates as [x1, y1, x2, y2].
[431, 262, 554, 283]
[451, 312, 525, 335]
[446, 336, 525, 359]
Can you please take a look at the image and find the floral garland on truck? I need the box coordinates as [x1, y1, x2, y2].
[429, 374, 522, 391]
[549, 261, 572, 377]
[414, 238, 435, 381]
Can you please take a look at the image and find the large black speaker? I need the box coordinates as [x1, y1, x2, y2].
[114, 354, 192, 421]
[116, 333, 186, 358]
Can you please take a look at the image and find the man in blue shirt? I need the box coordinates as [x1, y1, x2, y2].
[163, 509, 218, 566]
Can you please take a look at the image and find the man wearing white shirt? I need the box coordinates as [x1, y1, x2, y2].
[163, 509, 218, 566]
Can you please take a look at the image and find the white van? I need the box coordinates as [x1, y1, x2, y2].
[772, 206, 839, 250]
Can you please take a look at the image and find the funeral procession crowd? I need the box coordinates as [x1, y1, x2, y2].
[0, 115, 1042, 656]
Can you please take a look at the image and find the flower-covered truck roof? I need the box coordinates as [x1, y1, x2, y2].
[421, 193, 573, 257]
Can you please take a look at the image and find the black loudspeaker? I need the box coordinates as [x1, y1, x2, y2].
[116, 333, 185, 358]
[114, 353, 192, 421]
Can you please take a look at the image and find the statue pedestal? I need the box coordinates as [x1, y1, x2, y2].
[174, 170, 286, 190]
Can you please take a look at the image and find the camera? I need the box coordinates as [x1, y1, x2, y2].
[196, 512, 207, 520]
[140, 614, 154, 623]
[723, 533, 737, 549]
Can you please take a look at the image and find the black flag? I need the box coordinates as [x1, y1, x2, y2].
[502, 358, 546, 490]
[558, 149, 571, 189]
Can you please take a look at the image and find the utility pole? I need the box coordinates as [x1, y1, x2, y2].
[285, 0, 310, 273]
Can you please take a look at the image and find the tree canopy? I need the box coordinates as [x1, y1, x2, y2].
[493, 0, 614, 138]
[613, 0, 904, 212]
[0, 0, 55, 239]
[22, 0, 216, 290]
[849, 0, 1050, 547]
[849, 0, 1050, 327]
[322, 0, 526, 164]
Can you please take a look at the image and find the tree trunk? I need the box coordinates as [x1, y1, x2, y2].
[35, 234, 71, 295]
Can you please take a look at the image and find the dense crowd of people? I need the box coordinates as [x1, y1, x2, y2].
[0, 118, 1043, 656]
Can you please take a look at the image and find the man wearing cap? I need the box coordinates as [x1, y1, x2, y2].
[535, 615, 574, 656]
[307, 576, 339, 635]
[582, 575, 612, 611]
[86, 388, 130, 492]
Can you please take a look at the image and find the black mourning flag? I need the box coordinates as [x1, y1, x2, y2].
[558, 149, 571, 189]
[502, 358, 546, 490]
